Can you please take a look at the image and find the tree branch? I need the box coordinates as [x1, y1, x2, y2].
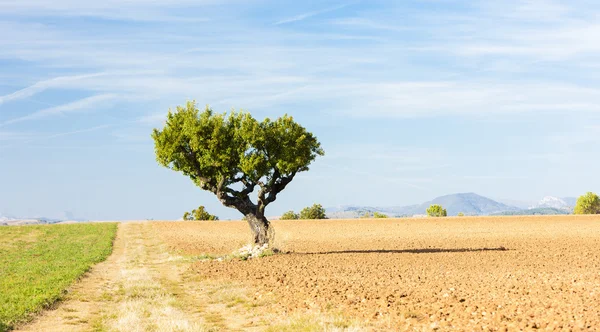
[263, 171, 296, 206]
[216, 177, 256, 215]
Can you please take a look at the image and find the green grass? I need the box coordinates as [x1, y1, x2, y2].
[0, 223, 117, 331]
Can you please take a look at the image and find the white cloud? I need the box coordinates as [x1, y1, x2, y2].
[1, 0, 599, 124]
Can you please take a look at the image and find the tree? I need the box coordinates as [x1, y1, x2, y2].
[192, 206, 219, 221]
[457, 212, 465, 217]
[426, 204, 447, 217]
[373, 212, 388, 218]
[183, 206, 219, 221]
[152, 102, 324, 245]
[299, 204, 327, 219]
[574, 192, 600, 215]
[280, 211, 299, 220]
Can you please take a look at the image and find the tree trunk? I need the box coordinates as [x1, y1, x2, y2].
[245, 214, 271, 246]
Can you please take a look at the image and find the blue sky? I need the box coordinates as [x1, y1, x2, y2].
[1, 0, 599, 220]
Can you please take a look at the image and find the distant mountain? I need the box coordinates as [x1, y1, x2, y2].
[326, 193, 520, 218]
[530, 196, 576, 212]
[402, 193, 520, 216]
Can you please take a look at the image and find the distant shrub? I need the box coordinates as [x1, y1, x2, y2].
[183, 205, 219, 221]
[359, 212, 387, 218]
[426, 204, 447, 217]
[280, 211, 299, 220]
[299, 204, 327, 219]
[574, 192, 600, 214]
[457, 212, 465, 217]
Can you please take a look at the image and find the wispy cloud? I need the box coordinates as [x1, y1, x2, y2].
[0, 73, 107, 106]
[0, 94, 118, 127]
[275, 3, 351, 25]
[0, 131, 36, 141]
[45, 124, 115, 139]
[0, 0, 216, 22]
[0, 124, 117, 149]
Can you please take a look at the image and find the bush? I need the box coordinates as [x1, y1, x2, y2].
[426, 204, 447, 217]
[299, 204, 327, 219]
[373, 212, 388, 218]
[183, 206, 219, 221]
[457, 212, 465, 217]
[280, 211, 299, 220]
[574, 192, 600, 214]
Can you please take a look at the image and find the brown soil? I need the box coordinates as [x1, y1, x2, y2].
[155, 216, 600, 330]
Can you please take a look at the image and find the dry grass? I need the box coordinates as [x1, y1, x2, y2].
[100, 225, 206, 332]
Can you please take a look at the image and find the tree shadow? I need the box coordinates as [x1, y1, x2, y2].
[286, 246, 509, 255]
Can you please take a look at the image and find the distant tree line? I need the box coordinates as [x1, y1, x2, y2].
[280, 204, 327, 220]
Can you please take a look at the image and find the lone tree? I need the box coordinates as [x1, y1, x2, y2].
[574, 192, 600, 215]
[183, 206, 219, 221]
[153, 102, 323, 245]
[299, 203, 327, 219]
[426, 204, 447, 217]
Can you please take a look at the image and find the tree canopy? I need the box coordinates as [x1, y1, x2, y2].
[280, 211, 300, 220]
[299, 204, 327, 220]
[426, 204, 447, 217]
[574, 192, 600, 215]
[183, 206, 219, 221]
[152, 102, 324, 245]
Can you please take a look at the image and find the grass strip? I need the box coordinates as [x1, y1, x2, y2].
[0, 223, 117, 331]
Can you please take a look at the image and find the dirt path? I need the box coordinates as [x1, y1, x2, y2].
[16, 222, 267, 332]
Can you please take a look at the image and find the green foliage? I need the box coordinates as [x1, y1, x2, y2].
[299, 204, 327, 220]
[152, 102, 323, 194]
[426, 204, 447, 217]
[184, 205, 219, 221]
[280, 211, 299, 220]
[457, 212, 465, 217]
[359, 211, 387, 218]
[492, 208, 570, 216]
[372, 212, 388, 218]
[152, 102, 324, 235]
[0, 223, 117, 331]
[574, 192, 600, 215]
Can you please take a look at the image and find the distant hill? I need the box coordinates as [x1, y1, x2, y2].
[492, 207, 571, 216]
[0, 213, 65, 226]
[327, 193, 520, 218]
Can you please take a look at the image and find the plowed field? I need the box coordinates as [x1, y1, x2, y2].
[153, 216, 600, 330]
